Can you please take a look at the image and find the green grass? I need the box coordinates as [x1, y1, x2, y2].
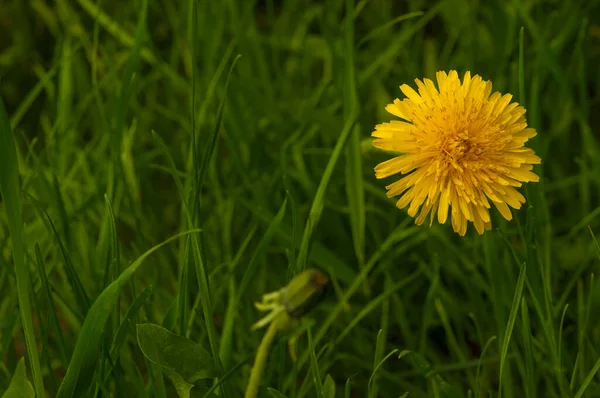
[1, 0, 600, 397]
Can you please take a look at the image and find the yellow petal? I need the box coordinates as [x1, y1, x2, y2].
[400, 84, 424, 104]
[494, 201, 512, 221]
[473, 207, 485, 235]
[506, 168, 540, 182]
[437, 187, 450, 224]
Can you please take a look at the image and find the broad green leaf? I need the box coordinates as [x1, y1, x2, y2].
[1, 357, 34, 398]
[136, 323, 216, 383]
[164, 370, 194, 398]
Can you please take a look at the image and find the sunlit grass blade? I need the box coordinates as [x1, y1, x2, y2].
[0, 96, 45, 397]
[55, 229, 201, 398]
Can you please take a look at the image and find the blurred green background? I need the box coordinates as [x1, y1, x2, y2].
[1, 0, 600, 397]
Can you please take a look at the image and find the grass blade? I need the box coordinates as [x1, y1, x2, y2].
[113, 0, 147, 152]
[297, 111, 358, 270]
[0, 96, 45, 396]
[218, 225, 258, 368]
[56, 229, 201, 398]
[2, 357, 34, 398]
[475, 336, 498, 397]
[342, 0, 365, 268]
[188, 0, 240, 377]
[518, 26, 526, 106]
[204, 355, 253, 397]
[34, 243, 70, 368]
[46, 210, 91, 315]
[520, 298, 535, 398]
[498, 263, 527, 397]
[187, 39, 241, 396]
[109, 285, 154, 362]
[235, 199, 287, 308]
[194, 52, 242, 203]
[368, 348, 400, 398]
[307, 325, 323, 397]
[574, 356, 600, 398]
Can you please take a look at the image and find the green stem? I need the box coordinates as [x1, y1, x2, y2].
[245, 319, 282, 398]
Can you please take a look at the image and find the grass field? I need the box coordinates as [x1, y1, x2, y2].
[2, 0, 600, 397]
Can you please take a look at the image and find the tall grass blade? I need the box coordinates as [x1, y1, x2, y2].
[498, 263, 527, 397]
[343, 0, 365, 268]
[34, 243, 70, 367]
[235, 199, 287, 308]
[56, 229, 201, 398]
[113, 0, 147, 151]
[46, 210, 91, 315]
[2, 357, 34, 398]
[186, 30, 241, 394]
[307, 326, 323, 397]
[0, 96, 45, 396]
[297, 112, 358, 270]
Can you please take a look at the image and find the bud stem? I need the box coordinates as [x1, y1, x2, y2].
[245, 317, 285, 398]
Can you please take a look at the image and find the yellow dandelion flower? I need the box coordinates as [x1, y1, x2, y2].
[372, 70, 541, 236]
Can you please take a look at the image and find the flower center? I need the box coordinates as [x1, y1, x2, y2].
[442, 130, 474, 164]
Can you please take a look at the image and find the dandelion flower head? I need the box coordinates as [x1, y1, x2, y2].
[372, 70, 541, 236]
